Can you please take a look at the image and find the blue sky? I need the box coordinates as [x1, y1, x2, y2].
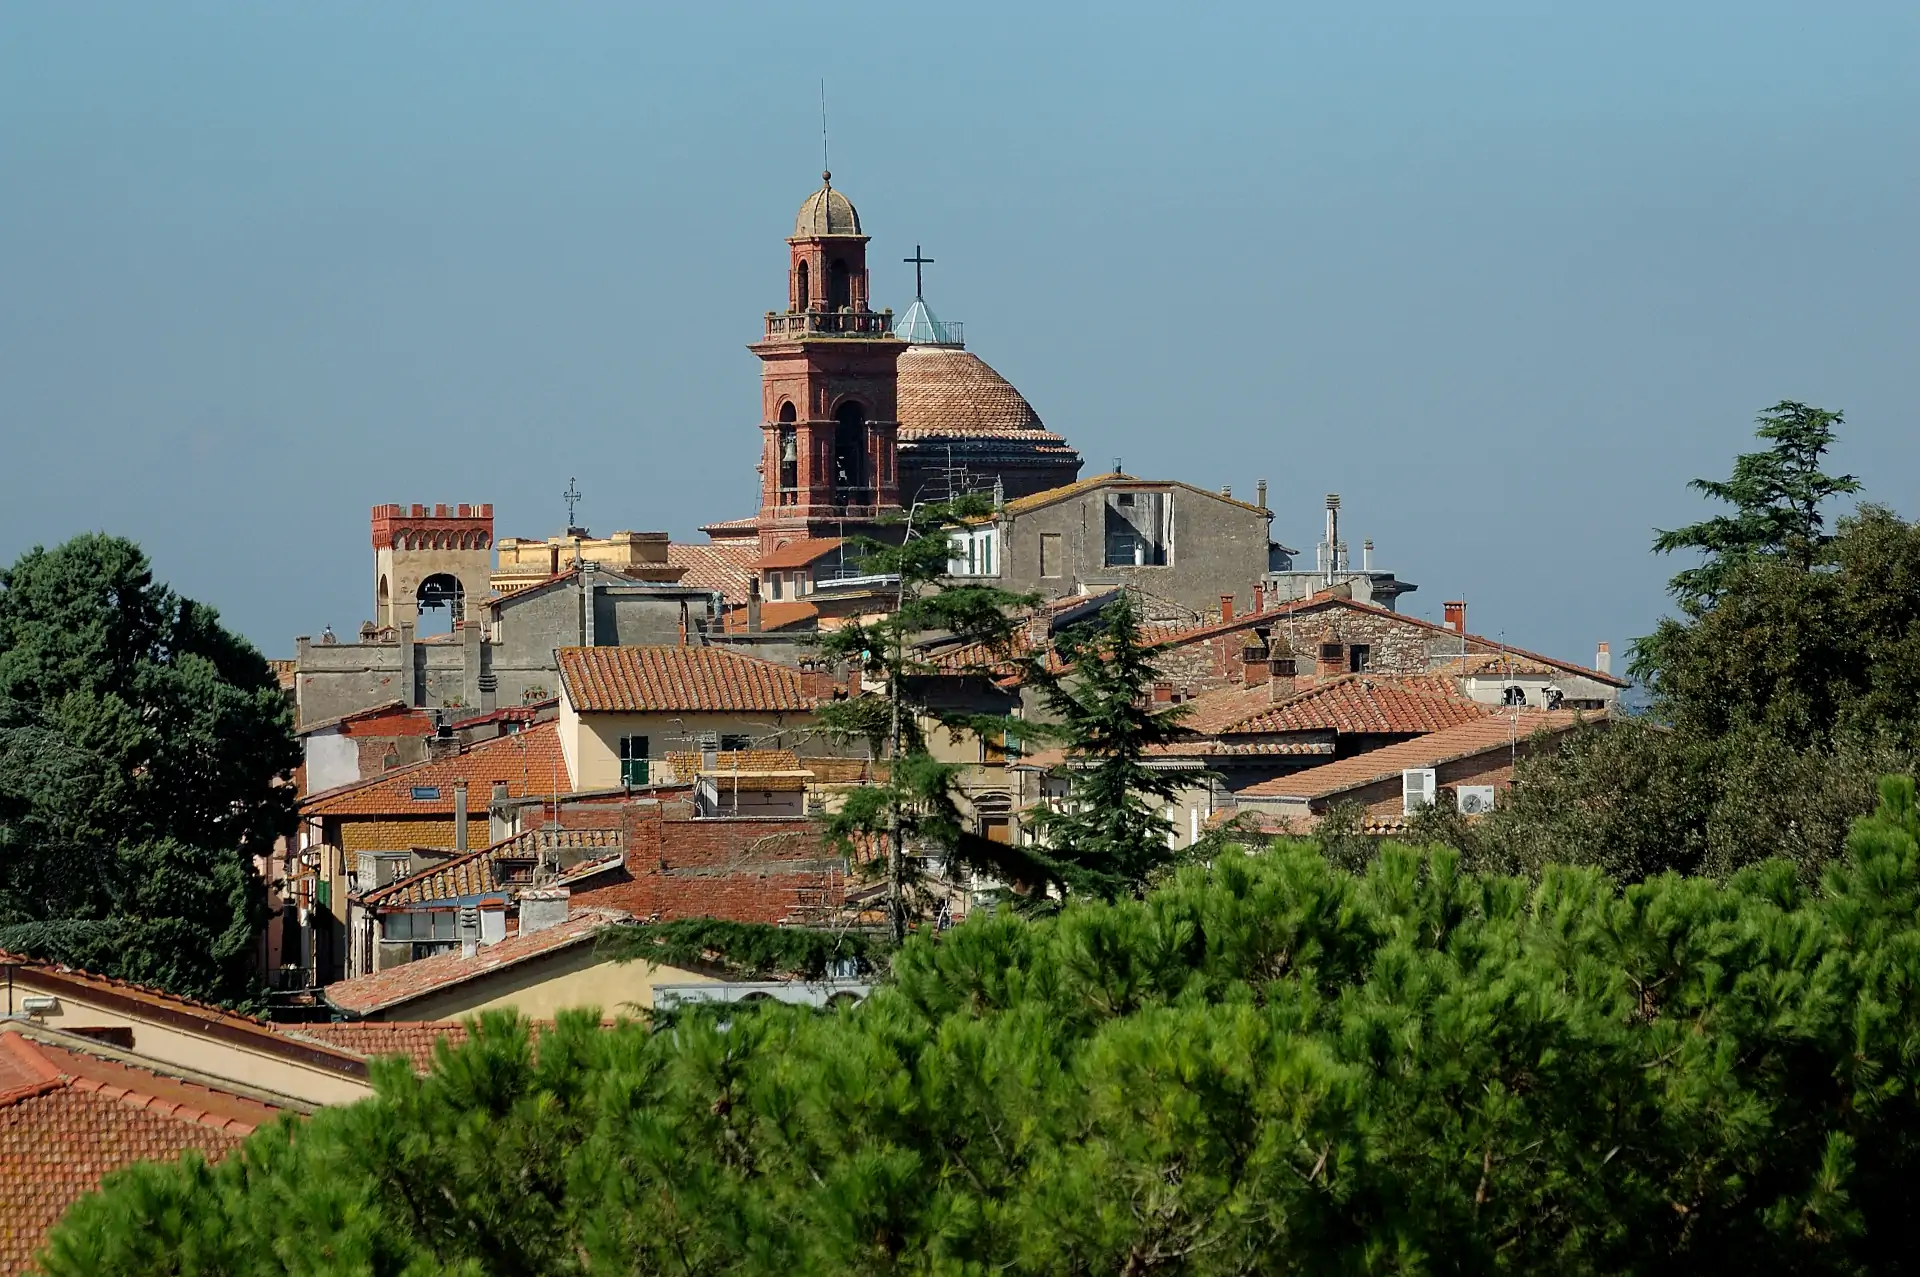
[2, 2, 1914, 666]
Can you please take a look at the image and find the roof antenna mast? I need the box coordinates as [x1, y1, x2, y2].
[820, 80, 829, 178]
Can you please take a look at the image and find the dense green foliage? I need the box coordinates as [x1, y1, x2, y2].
[814, 497, 1042, 937]
[1024, 589, 1192, 900]
[46, 782, 1920, 1274]
[0, 535, 297, 1001]
[595, 917, 887, 979]
[1649, 400, 1859, 607]
[1436, 405, 1919, 885]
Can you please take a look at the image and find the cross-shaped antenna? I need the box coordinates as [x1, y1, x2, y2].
[563, 477, 582, 528]
[903, 244, 934, 299]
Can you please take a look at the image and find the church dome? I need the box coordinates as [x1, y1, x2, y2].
[897, 345, 1051, 438]
[793, 172, 862, 237]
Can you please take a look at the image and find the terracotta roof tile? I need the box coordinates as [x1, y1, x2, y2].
[757, 537, 843, 570]
[668, 541, 759, 602]
[302, 722, 566, 818]
[1237, 710, 1599, 801]
[721, 599, 819, 633]
[557, 646, 821, 714]
[322, 909, 633, 1017]
[1219, 676, 1491, 737]
[663, 749, 806, 778]
[896, 345, 1064, 439]
[0, 953, 366, 1073]
[359, 827, 624, 908]
[0, 1031, 287, 1272]
[276, 1022, 472, 1073]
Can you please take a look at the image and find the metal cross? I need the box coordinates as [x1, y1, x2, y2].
[563, 477, 582, 527]
[903, 245, 934, 299]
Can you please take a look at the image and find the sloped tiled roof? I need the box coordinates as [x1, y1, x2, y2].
[758, 537, 843, 570]
[0, 1031, 284, 1272]
[723, 599, 819, 633]
[0, 954, 367, 1075]
[1218, 676, 1491, 737]
[558, 646, 820, 714]
[1002, 474, 1270, 519]
[302, 722, 566, 818]
[1154, 594, 1628, 689]
[359, 827, 624, 908]
[668, 541, 758, 602]
[897, 346, 1071, 443]
[323, 909, 634, 1017]
[276, 1022, 472, 1073]
[1237, 711, 1598, 801]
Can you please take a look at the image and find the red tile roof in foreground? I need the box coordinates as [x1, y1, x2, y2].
[0, 954, 368, 1077]
[301, 721, 566, 818]
[0, 1031, 285, 1274]
[1237, 710, 1598, 801]
[277, 1022, 473, 1074]
[558, 646, 822, 714]
[324, 908, 634, 1017]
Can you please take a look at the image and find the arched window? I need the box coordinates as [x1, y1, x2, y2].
[416, 573, 465, 634]
[828, 258, 851, 310]
[377, 574, 390, 618]
[795, 260, 810, 311]
[777, 400, 797, 423]
[833, 401, 868, 496]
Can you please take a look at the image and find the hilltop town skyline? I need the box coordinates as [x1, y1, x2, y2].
[3, 3, 1915, 668]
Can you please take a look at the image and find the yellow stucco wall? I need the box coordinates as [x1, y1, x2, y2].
[8, 975, 372, 1106]
[379, 945, 718, 1022]
[563, 708, 815, 791]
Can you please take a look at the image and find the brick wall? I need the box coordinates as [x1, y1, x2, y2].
[569, 807, 844, 925]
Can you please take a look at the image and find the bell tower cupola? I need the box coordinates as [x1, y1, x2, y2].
[750, 172, 904, 551]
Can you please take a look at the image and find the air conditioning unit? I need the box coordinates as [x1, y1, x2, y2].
[1402, 769, 1437, 814]
[1457, 785, 1497, 816]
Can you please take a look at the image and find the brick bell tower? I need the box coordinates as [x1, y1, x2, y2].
[750, 171, 905, 552]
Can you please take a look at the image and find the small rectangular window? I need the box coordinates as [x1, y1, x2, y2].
[620, 735, 650, 786]
[1349, 644, 1371, 673]
[720, 734, 752, 752]
[1040, 533, 1063, 579]
[410, 786, 440, 801]
[384, 912, 412, 941]
[767, 574, 782, 601]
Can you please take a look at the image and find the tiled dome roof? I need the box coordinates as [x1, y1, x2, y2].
[896, 345, 1057, 439]
[793, 172, 862, 237]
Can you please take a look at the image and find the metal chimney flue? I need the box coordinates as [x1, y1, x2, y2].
[1324, 495, 1341, 584]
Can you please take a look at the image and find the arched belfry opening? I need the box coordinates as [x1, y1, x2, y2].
[776, 402, 799, 501]
[833, 401, 869, 501]
[795, 260, 810, 311]
[828, 257, 851, 310]
[415, 573, 465, 636]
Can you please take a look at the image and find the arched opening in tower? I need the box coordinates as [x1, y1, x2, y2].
[416, 573, 465, 636]
[833, 402, 869, 503]
[777, 402, 799, 500]
[795, 260, 810, 311]
[827, 257, 851, 310]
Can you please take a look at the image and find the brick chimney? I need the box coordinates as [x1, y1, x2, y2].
[1444, 601, 1466, 635]
[1267, 654, 1298, 702]
[1241, 643, 1269, 687]
[1152, 681, 1174, 705]
[1595, 642, 1612, 675]
[1315, 628, 1345, 679]
[1252, 582, 1265, 613]
[1219, 594, 1234, 624]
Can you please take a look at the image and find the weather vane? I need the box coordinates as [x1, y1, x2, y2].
[563, 477, 582, 528]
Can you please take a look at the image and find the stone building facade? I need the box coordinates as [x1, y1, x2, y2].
[970, 473, 1283, 622]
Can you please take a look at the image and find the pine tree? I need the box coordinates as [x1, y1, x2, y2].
[812, 496, 1041, 941]
[1651, 399, 1859, 608]
[1021, 589, 1191, 900]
